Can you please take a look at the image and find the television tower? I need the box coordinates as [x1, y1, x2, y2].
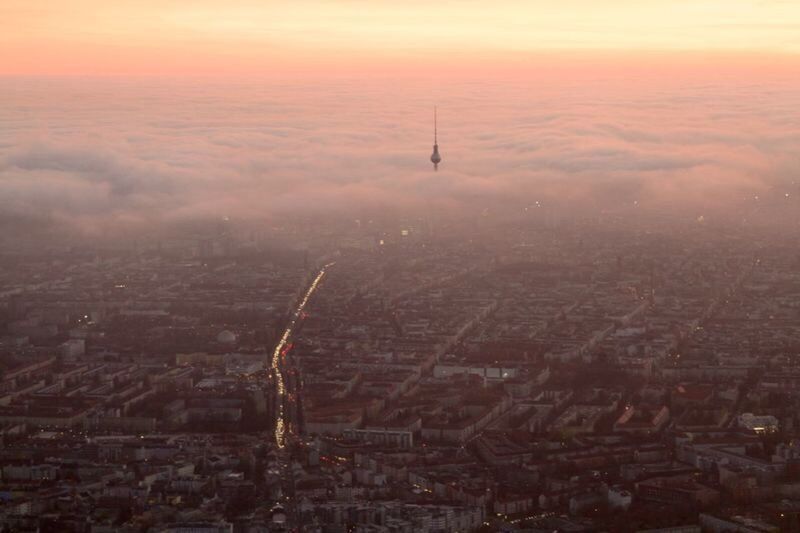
[430, 106, 442, 171]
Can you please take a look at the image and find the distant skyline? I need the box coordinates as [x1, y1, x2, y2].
[2, 0, 800, 75]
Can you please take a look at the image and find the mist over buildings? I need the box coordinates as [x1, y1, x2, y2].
[1, 75, 798, 244]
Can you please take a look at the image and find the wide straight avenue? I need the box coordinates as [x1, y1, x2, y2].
[271, 262, 335, 449]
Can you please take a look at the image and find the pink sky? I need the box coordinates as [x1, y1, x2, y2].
[2, 0, 800, 76]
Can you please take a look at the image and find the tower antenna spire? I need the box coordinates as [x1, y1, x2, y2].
[430, 105, 442, 171]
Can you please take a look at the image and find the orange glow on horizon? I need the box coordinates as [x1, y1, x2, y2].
[2, 0, 799, 76]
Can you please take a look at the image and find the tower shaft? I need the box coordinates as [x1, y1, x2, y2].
[430, 105, 441, 170]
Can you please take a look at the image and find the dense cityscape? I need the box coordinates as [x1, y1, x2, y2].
[1, 211, 800, 532]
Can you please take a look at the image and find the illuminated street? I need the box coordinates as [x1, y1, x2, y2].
[271, 262, 335, 448]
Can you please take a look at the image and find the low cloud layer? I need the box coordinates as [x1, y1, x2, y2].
[1, 76, 798, 237]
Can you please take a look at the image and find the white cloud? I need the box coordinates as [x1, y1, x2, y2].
[0, 76, 797, 236]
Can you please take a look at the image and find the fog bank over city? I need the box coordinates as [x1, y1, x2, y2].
[2, 75, 798, 241]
